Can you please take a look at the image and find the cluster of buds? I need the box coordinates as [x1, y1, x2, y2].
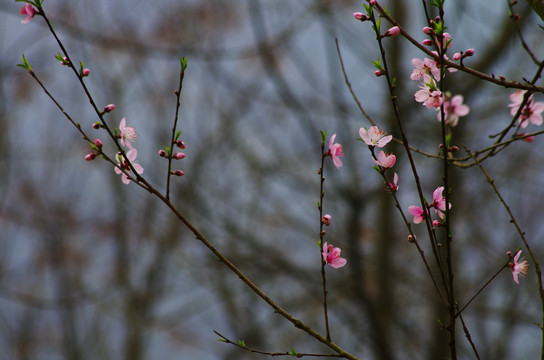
[84, 139, 103, 161]
[159, 136, 187, 177]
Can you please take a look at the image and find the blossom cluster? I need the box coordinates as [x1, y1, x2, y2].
[359, 126, 398, 191]
[508, 90, 544, 129]
[408, 186, 450, 226]
[411, 28, 470, 126]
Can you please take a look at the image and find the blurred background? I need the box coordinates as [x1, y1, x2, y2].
[1, 0, 544, 359]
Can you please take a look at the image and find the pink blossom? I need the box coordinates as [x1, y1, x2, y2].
[372, 151, 396, 168]
[408, 206, 425, 224]
[414, 75, 443, 109]
[119, 118, 137, 149]
[20, 4, 36, 24]
[327, 134, 344, 169]
[322, 242, 347, 269]
[430, 186, 451, 217]
[410, 58, 441, 81]
[510, 250, 529, 284]
[359, 126, 393, 148]
[383, 26, 400, 38]
[115, 149, 144, 185]
[438, 95, 470, 126]
[322, 214, 332, 226]
[509, 90, 544, 128]
[385, 172, 399, 193]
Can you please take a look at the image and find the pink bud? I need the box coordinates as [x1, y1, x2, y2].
[353, 12, 368, 21]
[506, 251, 513, 257]
[173, 152, 186, 160]
[85, 153, 96, 161]
[82, 68, 91, 77]
[158, 150, 167, 157]
[422, 26, 433, 35]
[103, 104, 116, 113]
[20, 4, 36, 24]
[92, 122, 101, 129]
[322, 214, 332, 226]
[383, 26, 400, 37]
[176, 140, 186, 149]
[369, 0, 376, 5]
[432, 220, 444, 227]
[422, 39, 433, 46]
[452, 52, 462, 61]
[465, 48, 475, 57]
[60, 57, 70, 66]
[172, 170, 185, 176]
[94, 139, 103, 148]
[374, 69, 385, 77]
[518, 133, 535, 143]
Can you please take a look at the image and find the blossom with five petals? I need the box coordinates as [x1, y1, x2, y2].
[327, 134, 344, 169]
[322, 242, 347, 269]
[414, 75, 443, 109]
[115, 148, 144, 184]
[430, 186, 451, 217]
[359, 126, 393, 148]
[510, 250, 529, 284]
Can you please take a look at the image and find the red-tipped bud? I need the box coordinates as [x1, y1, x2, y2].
[374, 69, 386, 77]
[94, 139, 103, 148]
[172, 170, 185, 176]
[321, 214, 332, 226]
[353, 12, 369, 21]
[465, 48, 475, 57]
[453, 52, 462, 61]
[383, 26, 400, 38]
[422, 39, 433, 46]
[103, 104, 116, 113]
[81, 68, 91, 77]
[158, 150, 167, 157]
[422, 26, 433, 35]
[85, 153, 96, 161]
[176, 140, 186, 149]
[173, 152, 186, 160]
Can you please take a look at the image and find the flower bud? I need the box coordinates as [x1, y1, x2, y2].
[353, 12, 369, 21]
[85, 153, 96, 161]
[453, 52, 462, 61]
[94, 138, 103, 148]
[81, 68, 91, 77]
[383, 26, 400, 38]
[92, 122, 101, 129]
[464, 48, 475, 57]
[374, 69, 386, 77]
[158, 150, 167, 157]
[172, 170, 185, 176]
[422, 26, 433, 35]
[103, 104, 116, 113]
[173, 152, 186, 160]
[422, 39, 433, 46]
[369, 0, 376, 5]
[176, 140, 186, 149]
[321, 214, 332, 226]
